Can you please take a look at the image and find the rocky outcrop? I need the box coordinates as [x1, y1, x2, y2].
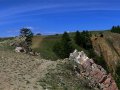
[69, 50, 118, 90]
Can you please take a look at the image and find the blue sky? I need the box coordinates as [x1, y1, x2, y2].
[0, 0, 120, 37]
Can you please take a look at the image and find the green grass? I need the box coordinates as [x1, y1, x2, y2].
[33, 34, 85, 60]
[33, 35, 61, 60]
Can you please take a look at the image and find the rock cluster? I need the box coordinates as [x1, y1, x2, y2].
[69, 50, 118, 90]
[15, 46, 40, 56]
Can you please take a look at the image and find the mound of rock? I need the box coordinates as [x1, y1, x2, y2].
[69, 50, 118, 90]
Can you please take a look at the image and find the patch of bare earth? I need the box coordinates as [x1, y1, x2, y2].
[0, 49, 57, 90]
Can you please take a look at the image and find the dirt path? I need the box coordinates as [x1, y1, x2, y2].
[0, 49, 57, 90]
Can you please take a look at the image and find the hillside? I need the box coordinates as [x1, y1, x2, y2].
[91, 32, 120, 74]
[0, 39, 92, 90]
[0, 31, 120, 90]
[31, 32, 120, 74]
[31, 31, 120, 88]
[0, 42, 57, 90]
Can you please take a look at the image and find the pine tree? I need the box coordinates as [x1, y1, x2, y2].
[53, 32, 74, 58]
[74, 31, 81, 46]
[111, 25, 120, 34]
[74, 30, 92, 50]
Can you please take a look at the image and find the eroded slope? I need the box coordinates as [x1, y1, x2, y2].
[91, 32, 120, 74]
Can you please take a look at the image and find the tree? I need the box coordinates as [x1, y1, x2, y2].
[53, 32, 74, 59]
[61, 32, 74, 58]
[111, 25, 120, 34]
[61, 32, 71, 43]
[74, 30, 92, 50]
[74, 31, 82, 46]
[20, 28, 33, 53]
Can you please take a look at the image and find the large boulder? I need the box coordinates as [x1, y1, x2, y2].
[69, 50, 118, 90]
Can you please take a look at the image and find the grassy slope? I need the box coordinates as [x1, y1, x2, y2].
[1, 30, 120, 89]
[32, 34, 84, 60]
[32, 31, 120, 88]
[32, 35, 61, 60]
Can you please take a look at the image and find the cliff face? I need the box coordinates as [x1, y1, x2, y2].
[69, 50, 118, 90]
[91, 32, 120, 74]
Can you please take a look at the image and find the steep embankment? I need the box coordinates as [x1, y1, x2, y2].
[91, 32, 120, 74]
[0, 43, 57, 90]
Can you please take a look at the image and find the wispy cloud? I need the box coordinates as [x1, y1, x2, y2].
[0, 0, 120, 37]
[0, 2, 119, 18]
[0, 4, 60, 17]
[0, 1, 119, 26]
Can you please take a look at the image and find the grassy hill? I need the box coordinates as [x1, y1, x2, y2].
[31, 31, 120, 88]
[0, 36, 92, 90]
[0, 30, 120, 89]
[31, 35, 61, 60]
[31, 33, 85, 60]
